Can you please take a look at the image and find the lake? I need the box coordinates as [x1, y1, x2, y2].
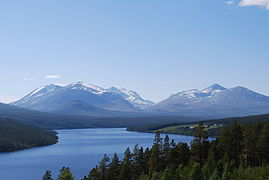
[0, 128, 194, 180]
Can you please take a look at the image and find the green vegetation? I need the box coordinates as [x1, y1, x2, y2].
[127, 113, 269, 137]
[0, 118, 58, 152]
[128, 122, 221, 137]
[44, 121, 269, 180]
[158, 124, 198, 131]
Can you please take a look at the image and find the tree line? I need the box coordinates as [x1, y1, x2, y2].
[43, 121, 269, 180]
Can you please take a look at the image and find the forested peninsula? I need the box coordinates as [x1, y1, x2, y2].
[0, 118, 58, 153]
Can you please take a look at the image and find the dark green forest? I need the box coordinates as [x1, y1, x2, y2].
[0, 118, 58, 152]
[127, 113, 269, 137]
[45, 121, 269, 180]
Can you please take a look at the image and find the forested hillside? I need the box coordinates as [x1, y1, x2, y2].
[127, 113, 269, 137]
[0, 103, 199, 129]
[45, 121, 269, 180]
[0, 118, 58, 152]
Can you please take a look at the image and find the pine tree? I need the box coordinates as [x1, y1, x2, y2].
[190, 163, 202, 180]
[119, 148, 133, 180]
[153, 131, 163, 153]
[209, 168, 219, 180]
[99, 154, 110, 180]
[144, 147, 151, 174]
[242, 125, 259, 166]
[177, 142, 190, 166]
[218, 122, 243, 167]
[162, 135, 171, 170]
[257, 123, 269, 165]
[163, 135, 170, 156]
[191, 122, 209, 167]
[57, 167, 74, 180]
[108, 153, 120, 179]
[221, 163, 231, 180]
[149, 132, 163, 173]
[202, 149, 216, 179]
[42, 170, 53, 180]
[170, 139, 176, 148]
[159, 168, 175, 180]
[149, 143, 161, 173]
[132, 144, 146, 176]
[87, 166, 101, 180]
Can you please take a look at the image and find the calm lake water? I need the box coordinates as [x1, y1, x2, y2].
[0, 128, 194, 180]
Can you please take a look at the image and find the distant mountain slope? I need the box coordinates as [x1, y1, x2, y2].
[109, 86, 155, 109]
[148, 84, 269, 117]
[0, 103, 95, 129]
[0, 118, 58, 152]
[0, 102, 196, 129]
[50, 100, 143, 117]
[12, 82, 155, 116]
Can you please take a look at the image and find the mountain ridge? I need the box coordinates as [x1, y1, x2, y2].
[11, 82, 154, 116]
[148, 84, 269, 117]
[11, 82, 269, 118]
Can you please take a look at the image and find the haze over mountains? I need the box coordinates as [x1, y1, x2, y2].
[10, 82, 269, 118]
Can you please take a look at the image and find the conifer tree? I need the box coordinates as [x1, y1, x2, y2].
[87, 166, 100, 180]
[149, 132, 163, 173]
[218, 122, 243, 167]
[120, 148, 133, 180]
[99, 154, 110, 180]
[221, 163, 232, 180]
[209, 168, 219, 180]
[202, 150, 216, 179]
[108, 153, 120, 179]
[257, 123, 269, 165]
[191, 122, 209, 167]
[57, 167, 74, 180]
[163, 135, 170, 156]
[42, 170, 53, 180]
[190, 163, 202, 180]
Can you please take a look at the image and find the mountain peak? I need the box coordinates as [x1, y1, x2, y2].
[202, 83, 227, 92]
[67, 82, 107, 94]
[109, 86, 155, 108]
[110, 86, 139, 97]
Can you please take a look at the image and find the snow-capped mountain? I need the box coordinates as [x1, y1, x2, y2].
[11, 82, 154, 116]
[148, 84, 269, 117]
[13, 84, 64, 106]
[201, 83, 227, 94]
[66, 82, 108, 95]
[11, 82, 269, 118]
[109, 86, 155, 109]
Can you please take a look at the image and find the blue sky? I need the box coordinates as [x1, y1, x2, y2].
[0, 0, 269, 103]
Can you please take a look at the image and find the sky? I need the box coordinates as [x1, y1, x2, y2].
[0, 0, 269, 103]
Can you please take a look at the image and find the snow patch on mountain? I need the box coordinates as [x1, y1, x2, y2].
[12, 82, 155, 111]
[15, 84, 62, 105]
[149, 83, 269, 117]
[67, 82, 108, 95]
[109, 86, 155, 108]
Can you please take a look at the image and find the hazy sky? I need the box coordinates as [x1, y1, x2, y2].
[0, 0, 269, 103]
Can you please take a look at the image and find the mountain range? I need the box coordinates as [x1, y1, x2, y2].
[11, 82, 269, 118]
[11, 82, 154, 117]
[149, 84, 269, 117]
